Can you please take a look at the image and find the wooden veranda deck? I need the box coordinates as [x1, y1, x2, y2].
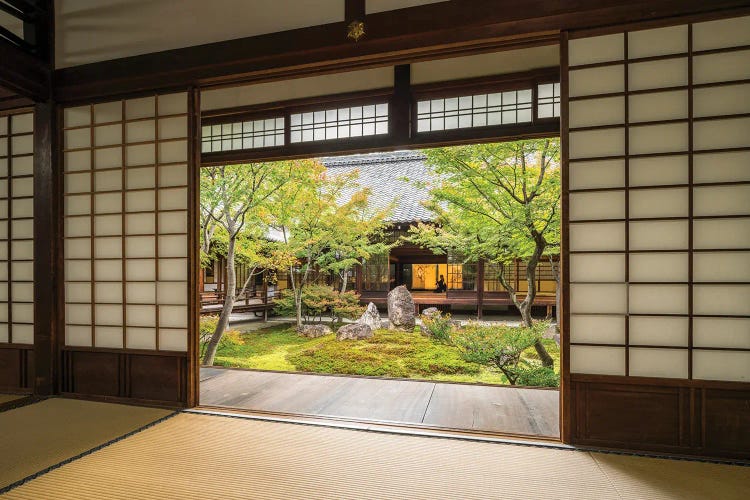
[200, 368, 560, 439]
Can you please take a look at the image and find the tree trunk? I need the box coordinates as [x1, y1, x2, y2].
[202, 237, 236, 366]
[294, 289, 303, 329]
[340, 269, 348, 293]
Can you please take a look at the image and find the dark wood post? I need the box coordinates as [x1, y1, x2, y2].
[33, 100, 61, 395]
[477, 259, 485, 320]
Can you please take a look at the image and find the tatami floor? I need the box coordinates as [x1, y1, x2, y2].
[200, 367, 560, 438]
[1, 396, 749, 499]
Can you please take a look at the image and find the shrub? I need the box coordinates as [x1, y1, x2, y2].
[273, 284, 364, 324]
[453, 322, 556, 386]
[199, 315, 243, 358]
[420, 311, 454, 343]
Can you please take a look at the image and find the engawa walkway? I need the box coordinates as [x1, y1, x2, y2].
[200, 368, 559, 439]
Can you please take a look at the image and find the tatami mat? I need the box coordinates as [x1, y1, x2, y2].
[0, 398, 172, 490]
[3, 410, 749, 499]
[0, 394, 25, 406]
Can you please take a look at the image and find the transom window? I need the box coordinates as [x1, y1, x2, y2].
[416, 89, 533, 133]
[537, 83, 561, 118]
[290, 103, 389, 143]
[201, 117, 285, 153]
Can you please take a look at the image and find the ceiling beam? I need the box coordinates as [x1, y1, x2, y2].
[53, 0, 750, 104]
[0, 39, 49, 101]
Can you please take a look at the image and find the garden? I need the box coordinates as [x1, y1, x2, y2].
[200, 313, 560, 387]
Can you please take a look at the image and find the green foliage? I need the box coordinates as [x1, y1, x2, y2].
[420, 311, 454, 343]
[273, 284, 364, 323]
[288, 330, 480, 378]
[453, 322, 558, 386]
[199, 316, 242, 359]
[209, 324, 560, 386]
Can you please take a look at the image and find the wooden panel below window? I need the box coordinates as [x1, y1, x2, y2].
[61, 348, 187, 407]
[0, 346, 33, 393]
[570, 374, 750, 459]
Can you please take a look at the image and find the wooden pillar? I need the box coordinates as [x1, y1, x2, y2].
[355, 258, 363, 293]
[33, 100, 61, 396]
[477, 259, 485, 320]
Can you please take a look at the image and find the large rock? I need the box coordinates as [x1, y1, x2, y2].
[357, 302, 383, 330]
[387, 285, 416, 331]
[297, 324, 332, 338]
[336, 322, 373, 341]
[421, 307, 441, 320]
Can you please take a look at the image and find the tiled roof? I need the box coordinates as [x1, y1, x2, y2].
[321, 151, 435, 223]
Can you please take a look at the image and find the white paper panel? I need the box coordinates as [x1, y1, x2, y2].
[569, 128, 625, 159]
[204, 67, 395, 110]
[126, 97, 156, 120]
[125, 327, 156, 350]
[629, 348, 688, 379]
[64, 260, 91, 281]
[125, 191, 155, 211]
[628, 91, 688, 123]
[628, 58, 688, 91]
[125, 236, 155, 258]
[95, 304, 123, 325]
[694, 185, 750, 216]
[629, 123, 688, 155]
[95, 282, 122, 303]
[158, 235, 188, 258]
[569, 222, 626, 252]
[693, 50, 750, 85]
[570, 284, 627, 314]
[569, 159, 625, 190]
[66, 326, 92, 347]
[94, 170, 122, 191]
[629, 155, 688, 187]
[158, 140, 188, 163]
[629, 316, 689, 346]
[158, 116, 188, 140]
[126, 305, 156, 327]
[159, 188, 187, 211]
[159, 165, 188, 187]
[570, 315, 625, 344]
[93, 101, 122, 123]
[94, 260, 122, 281]
[570, 345, 626, 375]
[12, 325, 33, 344]
[159, 259, 187, 281]
[693, 285, 750, 316]
[64, 106, 91, 127]
[159, 305, 188, 328]
[628, 25, 688, 59]
[66, 304, 91, 325]
[569, 191, 625, 221]
[694, 84, 750, 118]
[693, 350, 750, 382]
[64, 150, 91, 172]
[125, 144, 155, 166]
[94, 146, 122, 169]
[126, 259, 156, 281]
[694, 252, 750, 283]
[159, 329, 187, 352]
[568, 65, 624, 97]
[65, 283, 91, 303]
[694, 317, 750, 349]
[158, 282, 187, 304]
[629, 220, 689, 250]
[629, 284, 688, 314]
[125, 120, 155, 143]
[127, 167, 156, 189]
[94, 237, 121, 259]
[569, 33, 623, 65]
[694, 151, 750, 183]
[158, 93, 188, 115]
[692, 15, 750, 51]
[693, 218, 750, 249]
[64, 128, 90, 149]
[125, 213, 155, 234]
[570, 254, 625, 283]
[126, 283, 156, 304]
[95, 326, 124, 348]
[694, 117, 750, 150]
[94, 124, 122, 147]
[569, 96, 624, 128]
[629, 188, 689, 219]
[629, 253, 688, 283]
[65, 173, 90, 193]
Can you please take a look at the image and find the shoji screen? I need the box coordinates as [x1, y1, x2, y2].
[62, 93, 190, 403]
[0, 112, 34, 347]
[0, 111, 34, 392]
[567, 16, 750, 383]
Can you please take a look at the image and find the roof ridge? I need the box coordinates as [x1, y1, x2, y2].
[322, 151, 426, 167]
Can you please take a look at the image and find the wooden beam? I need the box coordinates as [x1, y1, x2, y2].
[33, 99, 61, 395]
[0, 40, 49, 101]
[53, 0, 750, 104]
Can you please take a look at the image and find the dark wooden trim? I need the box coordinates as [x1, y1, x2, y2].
[61, 348, 188, 407]
[0, 40, 49, 101]
[391, 64, 411, 144]
[559, 31, 572, 445]
[410, 67, 559, 98]
[52, 1, 750, 104]
[187, 87, 201, 407]
[569, 374, 750, 459]
[33, 100, 61, 395]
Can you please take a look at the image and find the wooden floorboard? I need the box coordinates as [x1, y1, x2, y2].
[200, 368, 559, 439]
